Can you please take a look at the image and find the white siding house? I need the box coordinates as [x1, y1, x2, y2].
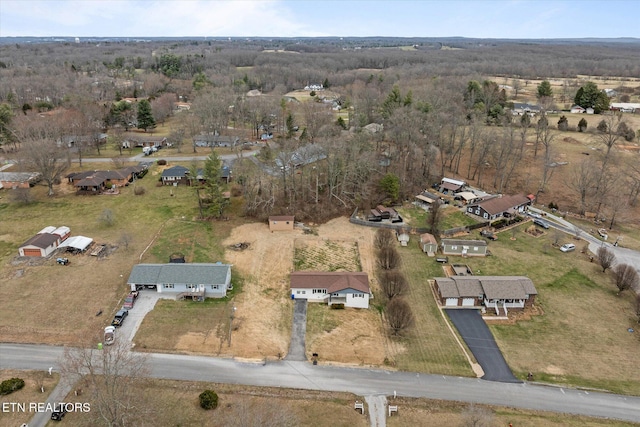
[127, 263, 232, 299]
[290, 271, 371, 309]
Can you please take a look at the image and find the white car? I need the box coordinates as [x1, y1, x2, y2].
[560, 243, 576, 252]
[528, 211, 542, 219]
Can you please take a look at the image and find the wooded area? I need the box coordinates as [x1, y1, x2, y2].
[1, 37, 639, 226]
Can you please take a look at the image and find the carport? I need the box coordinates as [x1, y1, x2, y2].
[445, 309, 520, 383]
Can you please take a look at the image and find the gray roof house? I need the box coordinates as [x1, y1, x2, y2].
[441, 239, 487, 257]
[128, 263, 232, 299]
[161, 165, 190, 185]
[434, 276, 537, 315]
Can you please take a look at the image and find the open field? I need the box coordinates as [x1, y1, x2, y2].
[0, 370, 60, 427]
[56, 379, 368, 427]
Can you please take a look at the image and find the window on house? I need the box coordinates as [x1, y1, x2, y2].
[452, 246, 457, 250]
[483, 213, 488, 219]
[186, 284, 196, 289]
[163, 284, 174, 289]
[473, 247, 478, 251]
[211, 285, 219, 290]
[286, 221, 290, 224]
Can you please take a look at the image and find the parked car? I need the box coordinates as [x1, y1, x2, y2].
[560, 243, 576, 252]
[528, 211, 542, 219]
[111, 309, 128, 327]
[51, 406, 67, 421]
[480, 230, 498, 241]
[533, 218, 550, 229]
[123, 291, 139, 309]
[104, 325, 116, 345]
[598, 228, 608, 239]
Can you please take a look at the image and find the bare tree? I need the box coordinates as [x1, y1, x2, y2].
[386, 297, 414, 336]
[11, 187, 34, 204]
[460, 403, 495, 427]
[566, 158, 598, 216]
[427, 200, 443, 236]
[378, 246, 401, 270]
[59, 339, 154, 427]
[597, 246, 616, 273]
[635, 293, 640, 324]
[613, 264, 639, 296]
[15, 116, 70, 196]
[99, 209, 115, 227]
[119, 232, 133, 251]
[374, 228, 395, 250]
[379, 270, 408, 300]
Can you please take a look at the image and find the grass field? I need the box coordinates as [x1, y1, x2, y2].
[0, 370, 60, 427]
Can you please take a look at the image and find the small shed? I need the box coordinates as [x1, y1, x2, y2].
[396, 229, 410, 246]
[269, 215, 294, 232]
[420, 233, 438, 256]
[58, 236, 94, 253]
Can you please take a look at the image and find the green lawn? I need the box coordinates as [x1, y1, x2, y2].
[397, 205, 479, 231]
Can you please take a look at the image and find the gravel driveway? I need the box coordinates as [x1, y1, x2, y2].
[285, 299, 307, 361]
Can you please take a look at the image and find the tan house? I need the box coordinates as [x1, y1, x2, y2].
[268, 216, 294, 231]
[420, 233, 438, 256]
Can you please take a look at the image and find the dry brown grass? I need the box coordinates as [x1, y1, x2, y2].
[58, 378, 368, 427]
[0, 370, 60, 427]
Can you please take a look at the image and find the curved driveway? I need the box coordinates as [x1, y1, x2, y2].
[2, 343, 640, 423]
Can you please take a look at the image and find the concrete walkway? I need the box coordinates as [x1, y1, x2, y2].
[285, 299, 307, 361]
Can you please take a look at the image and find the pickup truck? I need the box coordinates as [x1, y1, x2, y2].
[123, 291, 139, 309]
[111, 309, 128, 327]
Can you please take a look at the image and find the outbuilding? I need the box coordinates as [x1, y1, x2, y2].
[268, 215, 294, 232]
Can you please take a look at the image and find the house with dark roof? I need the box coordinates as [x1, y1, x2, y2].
[290, 271, 371, 308]
[161, 165, 190, 185]
[466, 194, 532, 221]
[127, 263, 232, 299]
[433, 276, 537, 315]
[438, 177, 466, 195]
[441, 239, 487, 257]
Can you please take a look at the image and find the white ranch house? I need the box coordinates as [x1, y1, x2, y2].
[290, 271, 371, 309]
[128, 263, 232, 299]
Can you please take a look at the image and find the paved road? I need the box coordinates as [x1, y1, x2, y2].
[286, 299, 307, 361]
[365, 394, 387, 427]
[2, 344, 640, 423]
[69, 149, 259, 164]
[530, 208, 640, 275]
[445, 309, 519, 383]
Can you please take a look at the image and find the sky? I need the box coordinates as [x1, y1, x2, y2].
[1, 0, 639, 39]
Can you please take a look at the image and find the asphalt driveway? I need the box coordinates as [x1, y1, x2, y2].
[286, 299, 307, 361]
[445, 309, 520, 383]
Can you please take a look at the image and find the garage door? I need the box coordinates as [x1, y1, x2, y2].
[462, 298, 475, 307]
[445, 298, 458, 307]
[23, 249, 42, 257]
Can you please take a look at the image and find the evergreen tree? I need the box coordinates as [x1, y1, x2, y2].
[574, 81, 609, 113]
[537, 80, 553, 99]
[201, 151, 228, 219]
[557, 115, 569, 131]
[578, 118, 588, 132]
[136, 99, 156, 132]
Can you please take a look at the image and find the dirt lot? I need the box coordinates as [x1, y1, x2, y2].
[219, 217, 391, 364]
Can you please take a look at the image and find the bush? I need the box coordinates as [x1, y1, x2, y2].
[133, 186, 146, 195]
[199, 390, 218, 410]
[0, 378, 25, 395]
[330, 303, 345, 310]
[157, 159, 167, 165]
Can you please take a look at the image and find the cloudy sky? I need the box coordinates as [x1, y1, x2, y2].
[1, 0, 638, 39]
